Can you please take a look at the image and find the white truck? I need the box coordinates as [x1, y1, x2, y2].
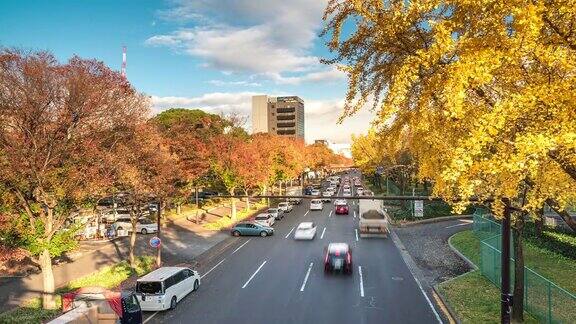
[358, 199, 389, 238]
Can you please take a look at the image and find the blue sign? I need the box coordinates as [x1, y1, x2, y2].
[149, 236, 161, 248]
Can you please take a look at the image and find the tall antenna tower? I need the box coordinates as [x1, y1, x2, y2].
[121, 46, 127, 78]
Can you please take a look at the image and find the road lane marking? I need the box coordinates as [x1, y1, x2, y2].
[201, 258, 226, 279]
[445, 220, 473, 229]
[329, 210, 333, 217]
[242, 260, 267, 289]
[304, 211, 309, 217]
[232, 239, 251, 254]
[300, 262, 314, 292]
[143, 311, 159, 324]
[359, 266, 365, 297]
[353, 211, 357, 218]
[320, 227, 326, 239]
[355, 229, 359, 241]
[285, 227, 295, 238]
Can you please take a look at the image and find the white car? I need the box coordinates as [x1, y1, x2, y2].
[311, 189, 321, 196]
[136, 266, 200, 311]
[343, 191, 352, 197]
[356, 188, 364, 195]
[254, 213, 275, 227]
[113, 217, 158, 235]
[334, 199, 347, 206]
[278, 202, 293, 213]
[268, 208, 283, 220]
[294, 222, 317, 240]
[310, 199, 323, 211]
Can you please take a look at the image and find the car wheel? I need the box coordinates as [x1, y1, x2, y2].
[193, 279, 199, 291]
[141, 228, 147, 235]
[260, 231, 268, 237]
[232, 231, 241, 237]
[170, 296, 177, 310]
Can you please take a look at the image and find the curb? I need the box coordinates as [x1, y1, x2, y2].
[394, 215, 473, 228]
[447, 233, 478, 270]
[432, 285, 461, 324]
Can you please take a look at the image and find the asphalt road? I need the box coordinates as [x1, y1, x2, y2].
[146, 173, 443, 324]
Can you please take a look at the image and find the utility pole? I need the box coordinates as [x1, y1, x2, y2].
[501, 198, 512, 324]
[156, 199, 162, 267]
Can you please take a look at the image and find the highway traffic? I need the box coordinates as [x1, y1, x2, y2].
[146, 171, 442, 324]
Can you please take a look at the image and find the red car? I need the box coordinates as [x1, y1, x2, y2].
[324, 243, 353, 275]
[334, 200, 349, 215]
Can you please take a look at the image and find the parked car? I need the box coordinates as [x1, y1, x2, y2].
[268, 208, 283, 220]
[311, 189, 321, 196]
[324, 243, 353, 275]
[294, 222, 317, 240]
[113, 217, 158, 235]
[231, 222, 274, 237]
[136, 267, 200, 311]
[254, 213, 275, 227]
[310, 199, 323, 211]
[304, 187, 313, 195]
[277, 202, 293, 213]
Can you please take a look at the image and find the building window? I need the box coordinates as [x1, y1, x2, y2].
[272, 113, 275, 116]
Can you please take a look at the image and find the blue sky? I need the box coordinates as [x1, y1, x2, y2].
[0, 0, 373, 144]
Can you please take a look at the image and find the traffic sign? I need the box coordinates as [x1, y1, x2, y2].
[149, 236, 161, 248]
[414, 200, 424, 217]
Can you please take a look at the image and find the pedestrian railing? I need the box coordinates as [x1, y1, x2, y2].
[474, 213, 576, 323]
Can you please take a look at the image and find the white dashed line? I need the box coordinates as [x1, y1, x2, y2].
[242, 260, 267, 289]
[304, 211, 309, 217]
[320, 227, 326, 239]
[285, 227, 295, 238]
[201, 259, 226, 279]
[359, 266, 365, 297]
[355, 229, 359, 241]
[232, 239, 251, 254]
[300, 262, 314, 292]
[329, 210, 333, 217]
[353, 211, 357, 218]
[143, 312, 159, 323]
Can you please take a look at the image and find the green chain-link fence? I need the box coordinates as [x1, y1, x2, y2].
[473, 212, 576, 323]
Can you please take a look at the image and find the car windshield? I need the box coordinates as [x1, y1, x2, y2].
[255, 215, 269, 220]
[278, 203, 287, 207]
[136, 281, 162, 294]
[311, 199, 321, 204]
[298, 223, 313, 229]
[268, 208, 278, 212]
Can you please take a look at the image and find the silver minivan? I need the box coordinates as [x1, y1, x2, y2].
[136, 267, 200, 311]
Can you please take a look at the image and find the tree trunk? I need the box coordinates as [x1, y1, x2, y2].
[39, 249, 56, 309]
[535, 208, 544, 237]
[512, 218, 525, 323]
[176, 203, 181, 215]
[129, 212, 137, 267]
[244, 189, 250, 211]
[230, 189, 237, 222]
[546, 198, 576, 232]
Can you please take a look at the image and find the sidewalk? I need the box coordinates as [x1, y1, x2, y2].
[0, 201, 260, 313]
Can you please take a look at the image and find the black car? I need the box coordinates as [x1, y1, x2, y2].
[324, 243, 353, 275]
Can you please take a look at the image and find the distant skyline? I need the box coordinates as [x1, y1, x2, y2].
[0, 0, 373, 143]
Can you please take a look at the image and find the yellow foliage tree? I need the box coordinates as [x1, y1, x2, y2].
[324, 1, 576, 320]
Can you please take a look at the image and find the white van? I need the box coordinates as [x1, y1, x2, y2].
[310, 199, 323, 211]
[136, 267, 200, 311]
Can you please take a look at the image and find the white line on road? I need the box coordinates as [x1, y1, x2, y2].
[242, 260, 267, 289]
[232, 239, 251, 254]
[353, 211, 357, 218]
[329, 210, 333, 217]
[445, 220, 473, 229]
[320, 227, 326, 239]
[285, 227, 295, 238]
[201, 258, 226, 279]
[355, 229, 359, 241]
[300, 262, 314, 292]
[143, 312, 159, 324]
[359, 266, 365, 297]
[304, 211, 309, 217]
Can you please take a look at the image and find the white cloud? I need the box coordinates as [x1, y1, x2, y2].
[151, 92, 374, 144]
[265, 67, 346, 85]
[208, 80, 261, 87]
[146, 0, 336, 83]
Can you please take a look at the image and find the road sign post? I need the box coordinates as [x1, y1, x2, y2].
[414, 200, 424, 218]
